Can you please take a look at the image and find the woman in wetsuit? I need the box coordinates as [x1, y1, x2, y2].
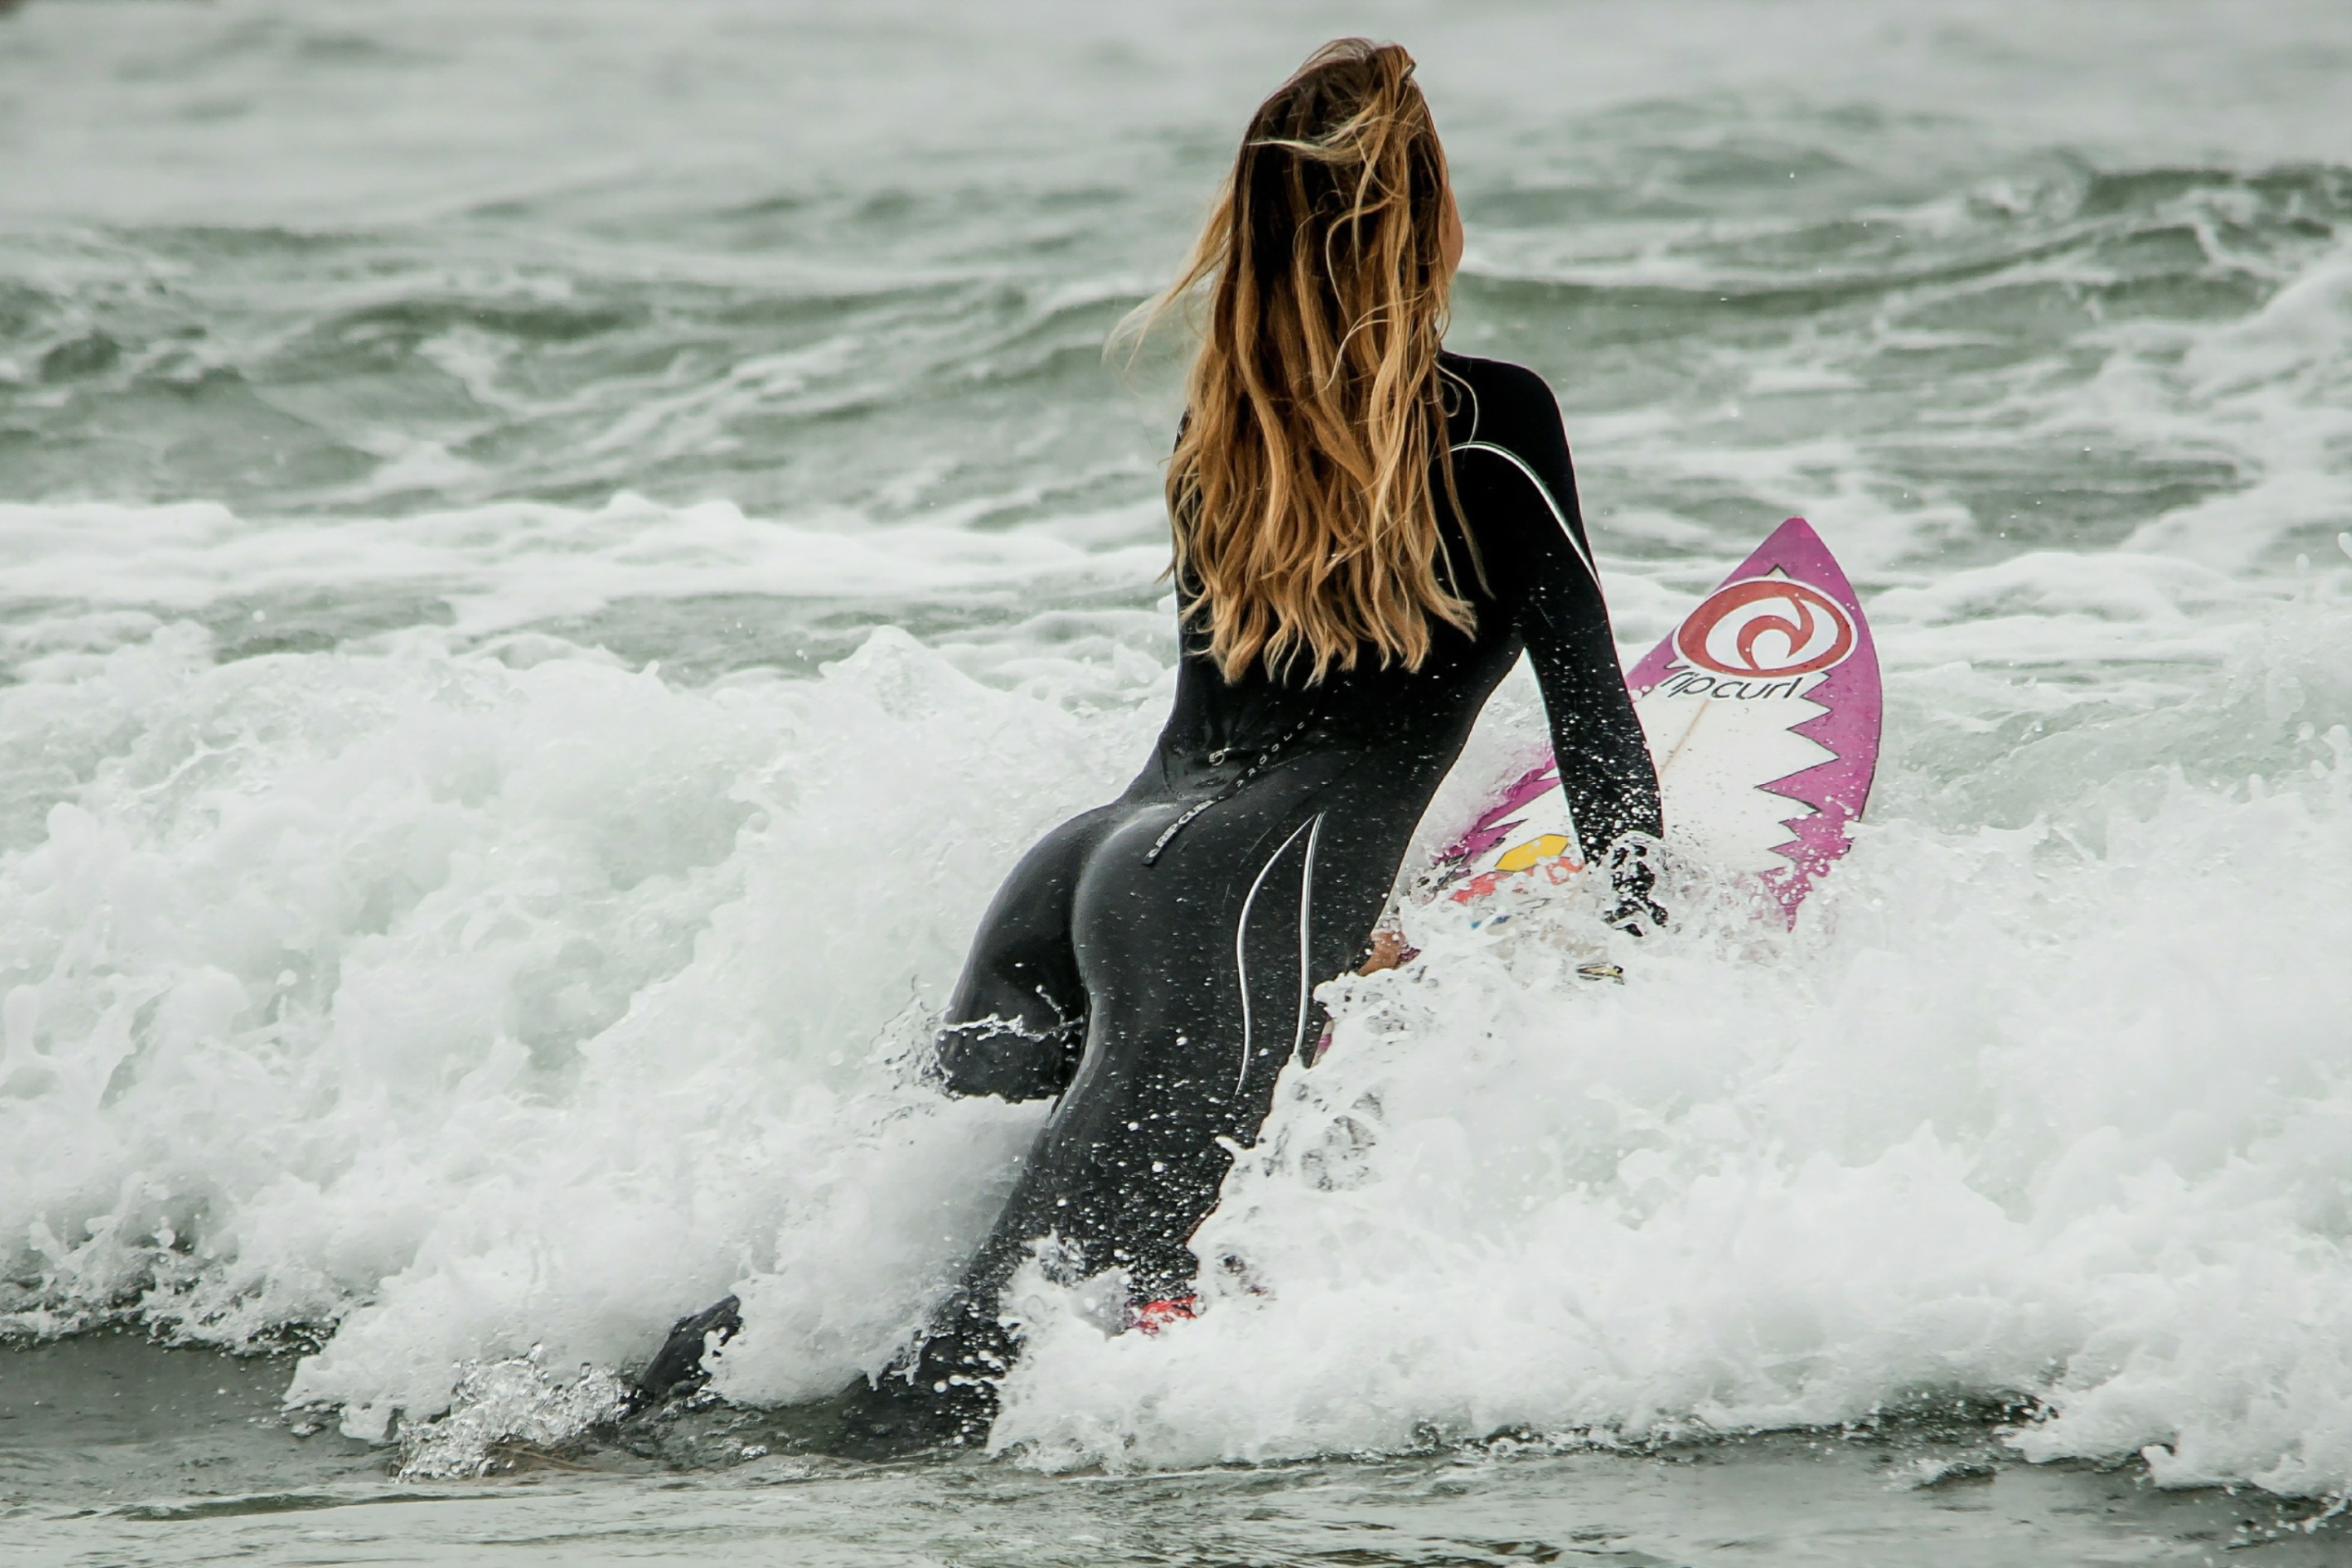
[635, 38, 1664, 1448]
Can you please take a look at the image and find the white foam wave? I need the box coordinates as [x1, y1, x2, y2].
[0, 494, 1165, 643]
[2, 526, 2348, 1497]
[0, 621, 1158, 1438]
[0, 523, 2342, 1494]
[981, 595, 2352, 1484]
[6, 0, 2352, 1512]
[2111, 243, 2352, 569]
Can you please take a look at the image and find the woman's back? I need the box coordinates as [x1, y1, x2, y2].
[1148, 350, 1660, 864]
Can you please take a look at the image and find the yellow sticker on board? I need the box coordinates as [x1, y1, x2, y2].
[1494, 833, 1575, 874]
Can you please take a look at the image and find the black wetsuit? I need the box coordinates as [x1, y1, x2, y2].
[817, 352, 1664, 1446]
[630, 353, 1665, 1445]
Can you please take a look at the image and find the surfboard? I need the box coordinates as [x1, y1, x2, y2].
[1433, 517, 1881, 925]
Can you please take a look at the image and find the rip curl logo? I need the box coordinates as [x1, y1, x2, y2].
[1674, 577, 1855, 678]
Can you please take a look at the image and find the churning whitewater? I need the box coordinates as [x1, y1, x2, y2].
[2, 0, 2351, 1511]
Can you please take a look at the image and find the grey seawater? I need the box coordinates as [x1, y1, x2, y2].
[6, 1338, 2348, 1566]
[5, 1, 2352, 1562]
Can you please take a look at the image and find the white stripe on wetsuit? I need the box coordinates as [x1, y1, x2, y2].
[1450, 439, 1601, 590]
[1232, 813, 1323, 1097]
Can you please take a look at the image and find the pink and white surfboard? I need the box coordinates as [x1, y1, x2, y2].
[1436, 518, 1881, 925]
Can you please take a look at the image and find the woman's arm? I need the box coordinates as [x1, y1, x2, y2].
[1453, 363, 1666, 926]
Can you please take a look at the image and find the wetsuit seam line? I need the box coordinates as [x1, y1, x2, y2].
[1233, 816, 1315, 1102]
[1451, 439, 1600, 590]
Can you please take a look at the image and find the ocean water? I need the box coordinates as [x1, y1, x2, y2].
[4, 0, 2352, 1561]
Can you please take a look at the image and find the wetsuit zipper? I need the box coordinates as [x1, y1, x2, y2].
[1143, 709, 1318, 866]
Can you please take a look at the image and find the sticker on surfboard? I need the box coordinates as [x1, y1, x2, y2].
[1435, 517, 1881, 924]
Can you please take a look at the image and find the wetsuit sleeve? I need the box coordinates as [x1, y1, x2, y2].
[1464, 367, 1664, 856]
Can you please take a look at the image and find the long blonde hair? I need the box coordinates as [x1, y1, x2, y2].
[1134, 38, 1471, 684]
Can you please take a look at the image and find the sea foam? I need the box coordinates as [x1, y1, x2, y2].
[982, 592, 2352, 1483]
[4, 545, 2348, 1486]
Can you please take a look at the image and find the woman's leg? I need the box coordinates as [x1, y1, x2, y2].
[841, 775, 1399, 1449]
[832, 803, 1179, 1450]
[1047, 786, 1393, 1301]
[630, 804, 1117, 1417]
[933, 804, 1117, 1101]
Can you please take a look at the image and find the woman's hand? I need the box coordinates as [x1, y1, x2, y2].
[1601, 836, 1669, 938]
[1358, 928, 1417, 974]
